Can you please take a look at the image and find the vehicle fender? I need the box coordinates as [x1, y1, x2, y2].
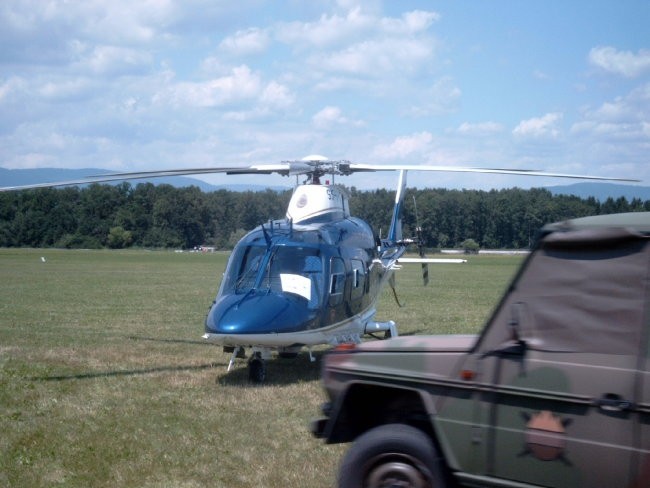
[322, 380, 441, 446]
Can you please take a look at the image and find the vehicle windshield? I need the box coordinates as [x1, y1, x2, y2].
[221, 244, 324, 307]
[263, 247, 323, 308]
[222, 244, 266, 293]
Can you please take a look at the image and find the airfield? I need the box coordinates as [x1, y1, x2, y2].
[0, 248, 522, 487]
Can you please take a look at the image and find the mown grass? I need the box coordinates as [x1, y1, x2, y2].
[0, 249, 522, 487]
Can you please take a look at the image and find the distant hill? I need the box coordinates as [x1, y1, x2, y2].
[544, 182, 650, 202]
[0, 167, 290, 192]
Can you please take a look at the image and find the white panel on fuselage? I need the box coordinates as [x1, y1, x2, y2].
[286, 185, 349, 223]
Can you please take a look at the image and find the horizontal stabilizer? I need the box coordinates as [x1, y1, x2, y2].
[398, 257, 467, 264]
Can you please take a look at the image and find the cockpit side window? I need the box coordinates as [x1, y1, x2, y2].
[350, 259, 366, 300]
[329, 257, 346, 306]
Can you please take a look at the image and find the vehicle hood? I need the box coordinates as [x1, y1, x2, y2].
[357, 334, 478, 352]
[325, 335, 479, 383]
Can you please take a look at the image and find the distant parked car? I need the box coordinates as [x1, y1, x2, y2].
[312, 212, 650, 488]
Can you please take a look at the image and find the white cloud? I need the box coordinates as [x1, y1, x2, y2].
[457, 121, 504, 135]
[513, 112, 563, 139]
[80, 45, 153, 76]
[276, 7, 438, 48]
[0, 0, 174, 50]
[408, 77, 461, 116]
[0, 76, 25, 102]
[643, 121, 650, 138]
[371, 132, 434, 160]
[0, 0, 265, 66]
[312, 76, 365, 92]
[77, 1, 172, 44]
[313, 106, 344, 128]
[312, 106, 362, 129]
[560, 84, 650, 180]
[37, 77, 96, 101]
[571, 83, 650, 141]
[260, 81, 294, 109]
[275, 8, 374, 48]
[316, 37, 434, 76]
[219, 28, 270, 56]
[156, 65, 261, 108]
[275, 7, 438, 79]
[533, 69, 551, 81]
[380, 10, 440, 35]
[588, 46, 650, 78]
[151, 65, 294, 122]
[0, 2, 647, 189]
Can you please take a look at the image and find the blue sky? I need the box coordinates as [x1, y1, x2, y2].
[1, 0, 648, 190]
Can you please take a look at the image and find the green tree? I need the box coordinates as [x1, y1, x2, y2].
[107, 226, 133, 249]
[461, 238, 480, 254]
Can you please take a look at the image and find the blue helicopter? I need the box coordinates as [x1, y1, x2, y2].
[203, 166, 438, 382]
[0, 156, 637, 381]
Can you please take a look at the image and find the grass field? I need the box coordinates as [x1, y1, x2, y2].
[0, 249, 523, 487]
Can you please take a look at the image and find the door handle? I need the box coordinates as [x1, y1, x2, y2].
[597, 393, 632, 412]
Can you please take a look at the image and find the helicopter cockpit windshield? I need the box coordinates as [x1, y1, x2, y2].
[222, 244, 324, 309]
[227, 244, 265, 292]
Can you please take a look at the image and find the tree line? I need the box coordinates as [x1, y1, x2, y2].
[0, 182, 647, 250]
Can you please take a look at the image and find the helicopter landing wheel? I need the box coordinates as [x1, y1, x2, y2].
[248, 353, 266, 383]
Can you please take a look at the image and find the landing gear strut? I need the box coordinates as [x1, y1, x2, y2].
[248, 352, 266, 383]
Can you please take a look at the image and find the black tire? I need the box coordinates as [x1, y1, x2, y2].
[338, 423, 447, 488]
[278, 352, 298, 359]
[248, 357, 266, 383]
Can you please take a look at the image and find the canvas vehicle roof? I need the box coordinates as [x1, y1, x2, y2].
[477, 211, 649, 356]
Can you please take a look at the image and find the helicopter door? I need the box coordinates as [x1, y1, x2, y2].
[350, 259, 366, 313]
[329, 257, 345, 306]
[327, 257, 346, 324]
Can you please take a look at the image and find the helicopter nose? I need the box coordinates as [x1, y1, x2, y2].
[205, 291, 313, 335]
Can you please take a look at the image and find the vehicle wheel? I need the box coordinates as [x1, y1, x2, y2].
[248, 356, 266, 383]
[338, 424, 447, 488]
[278, 352, 298, 359]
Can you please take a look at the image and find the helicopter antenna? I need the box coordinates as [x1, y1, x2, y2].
[261, 222, 271, 248]
[388, 274, 403, 307]
[412, 195, 429, 286]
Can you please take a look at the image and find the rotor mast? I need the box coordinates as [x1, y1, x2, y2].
[286, 156, 351, 223]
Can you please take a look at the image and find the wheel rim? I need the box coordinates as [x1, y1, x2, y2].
[363, 454, 432, 488]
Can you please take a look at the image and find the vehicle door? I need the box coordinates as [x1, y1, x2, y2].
[473, 228, 648, 487]
[637, 303, 650, 488]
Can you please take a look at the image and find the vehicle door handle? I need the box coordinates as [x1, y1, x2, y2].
[597, 393, 632, 412]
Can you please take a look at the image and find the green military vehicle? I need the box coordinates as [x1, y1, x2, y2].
[312, 212, 650, 488]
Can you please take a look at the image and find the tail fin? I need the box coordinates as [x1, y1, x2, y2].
[387, 170, 407, 243]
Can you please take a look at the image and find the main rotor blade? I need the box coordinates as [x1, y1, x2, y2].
[0, 159, 640, 192]
[89, 163, 294, 178]
[347, 163, 640, 182]
[0, 163, 293, 191]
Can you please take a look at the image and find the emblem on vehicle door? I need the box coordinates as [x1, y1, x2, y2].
[520, 410, 572, 463]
